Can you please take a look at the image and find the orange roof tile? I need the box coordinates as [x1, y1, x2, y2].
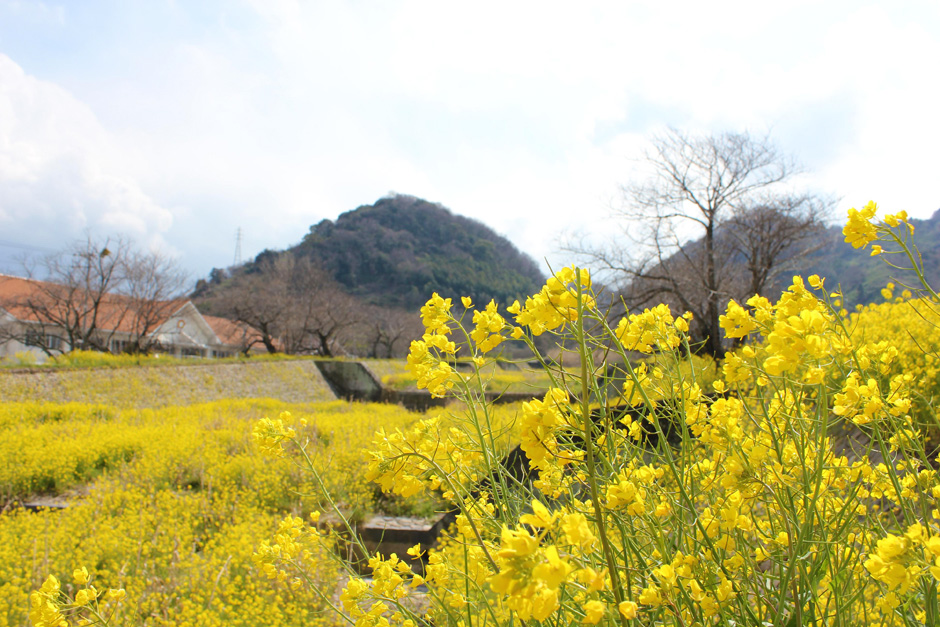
[201, 313, 265, 348]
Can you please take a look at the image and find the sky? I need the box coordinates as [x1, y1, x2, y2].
[0, 0, 938, 284]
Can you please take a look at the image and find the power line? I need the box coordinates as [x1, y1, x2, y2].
[0, 239, 56, 253]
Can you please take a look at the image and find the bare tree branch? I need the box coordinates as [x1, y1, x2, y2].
[15, 237, 131, 354]
[1, 236, 190, 356]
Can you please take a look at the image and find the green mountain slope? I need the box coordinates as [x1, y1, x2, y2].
[293, 194, 545, 309]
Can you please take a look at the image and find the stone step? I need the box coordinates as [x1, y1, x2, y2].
[319, 512, 450, 576]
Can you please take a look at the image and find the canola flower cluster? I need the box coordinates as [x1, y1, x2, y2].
[29, 567, 126, 627]
[11, 397, 430, 627]
[405, 269, 593, 398]
[256, 203, 940, 627]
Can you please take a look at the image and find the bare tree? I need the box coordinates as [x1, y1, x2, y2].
[216, 253, 364, 356]
[566, 129, 830, 357]
[357, 305, 423, 358]
[117, 248, 190, 353]
[10, 237, 130, 355]
[0, 236, 191, 356]
[280, 256, 363, 357]
[217, 258, 293, 354]
[725, 196, 827, 299]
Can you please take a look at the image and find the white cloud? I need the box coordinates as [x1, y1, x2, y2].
[814, 7, 940, 215]
[0, 54, 175, 263]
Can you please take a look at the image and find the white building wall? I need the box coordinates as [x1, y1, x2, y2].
[0, 317, 68, 363]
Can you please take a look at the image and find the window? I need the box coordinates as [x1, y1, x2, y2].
[24, 330, 42, 347]
[25, 330, 63, 351]
[110, 339, 129, 354]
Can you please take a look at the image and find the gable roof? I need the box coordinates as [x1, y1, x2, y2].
[0, 274, 52, 322]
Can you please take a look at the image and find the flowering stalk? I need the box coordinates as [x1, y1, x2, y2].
[572, 271, 629, 627]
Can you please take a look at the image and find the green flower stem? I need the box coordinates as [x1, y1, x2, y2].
[572, 275, 628, 627]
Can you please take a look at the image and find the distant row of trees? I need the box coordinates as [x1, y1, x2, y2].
[1, 237, 189, 355]
[198, 254, 422, 358]
[2, 236, 424, 360]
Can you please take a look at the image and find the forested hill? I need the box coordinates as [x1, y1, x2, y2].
[291, 195, 545, 309]
[803, 208, 940, 306]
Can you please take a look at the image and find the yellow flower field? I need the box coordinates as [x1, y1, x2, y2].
[0, 396, 432, 626]
[16, 203, 940, 626]
[1, 352, 526, 627]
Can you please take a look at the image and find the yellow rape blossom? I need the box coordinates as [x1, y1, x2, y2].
[719, 300, 757, 338]
[618, 600, 638, 619]
[843, 200, 879, 249]
[581, 600, 606, 624]
[470, 300, 507, 353]
[420, 292, 453, 335]
[562, 512, 597, 549]
[252, 412, 297, 455]
[509, 266, 593, 335]
[73, 566, 89, 585]
[614, 303, 683, 353]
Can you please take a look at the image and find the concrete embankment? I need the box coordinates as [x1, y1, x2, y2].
[0, 359, 337, 407]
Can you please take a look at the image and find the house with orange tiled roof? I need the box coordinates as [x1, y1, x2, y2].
[0, 274, 264, 361]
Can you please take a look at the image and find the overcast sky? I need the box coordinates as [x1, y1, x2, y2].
[1, 0, 938, 283]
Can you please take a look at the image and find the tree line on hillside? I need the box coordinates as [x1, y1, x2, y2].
[295, 195, 545, 309]
[194, 195, 546, 358]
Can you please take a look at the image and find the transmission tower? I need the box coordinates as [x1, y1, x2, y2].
[234, 227, 243, 266]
